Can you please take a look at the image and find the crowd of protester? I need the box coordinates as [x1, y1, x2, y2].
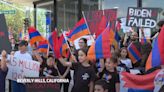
[0, 20, 164, 92]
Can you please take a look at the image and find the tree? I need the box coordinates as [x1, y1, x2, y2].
[0, 3, 25, 41]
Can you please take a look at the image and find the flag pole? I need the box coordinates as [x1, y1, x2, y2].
[47, 44, 49, 57]
[60, 29, 77, 62]
[82, 11, 95, 41]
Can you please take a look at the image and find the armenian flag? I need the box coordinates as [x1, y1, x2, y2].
[48, 31, 60, 58]
[120, 70, 159, 92]
[67, 18, 90, 41]
[146, 26, 164, 70]
[127, 42, 142, 64]
[95, 15, 107, 38]
[28, 27, 44, 45]
[59, 34, 68, 58]
[87, 24, 112, 61]
[114, 30, 121, 48]
[38, 40, 48, 53]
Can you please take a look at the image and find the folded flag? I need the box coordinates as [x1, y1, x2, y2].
[28, 27, 44, 45]
[146, 25, 164, 70]
[127, 42, 142, 64]
[67, 17, 90, 42]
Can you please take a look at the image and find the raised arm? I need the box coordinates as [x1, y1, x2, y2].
[89, 81, 94, 92]
[1, 50, 8, 71]
[62, 67, 70, 78]
[58, 57, 72, 67]
[33, 50, 43, 64]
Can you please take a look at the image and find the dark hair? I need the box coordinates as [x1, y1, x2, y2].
[114, 49, 120, 58]
[19, 40, 28, 47]
[110, 56, 118, 64]
[157, 20, 164, 28]
[48, 54, 54, 58]
[79, 38, 87, 44]
[120, 47, 129, 58]
[78, 48, 88, 56]
[95, 79, 108, 90]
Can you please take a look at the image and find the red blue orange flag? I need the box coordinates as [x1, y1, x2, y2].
[114, 30, 121, 48]
[59, 34, 69, 58]
[87, 24, 112, 61]
[38, 40, 48, 53]
[127, 42, 142, 64]
[28, 27, 44, 45]
[95, 15, 107, 38]
[146, 26, 164, 70]
[48, 31, 61, 58]
[120, 70, 159, 92]
[67, 18, 90, 41]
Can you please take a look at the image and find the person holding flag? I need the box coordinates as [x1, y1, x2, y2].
[59, 48, 96, 92]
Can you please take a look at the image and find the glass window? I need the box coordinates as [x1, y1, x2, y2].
[57, 0, 78, 31]
[57, 0, 98, 31]
[36, 1, 54, 38]
[101, 0, 137, 17]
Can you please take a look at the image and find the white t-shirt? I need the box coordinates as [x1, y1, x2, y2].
[14, 51, 32, 60]
[120, 58, 132, 68]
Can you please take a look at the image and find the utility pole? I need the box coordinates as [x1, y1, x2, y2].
[137, 0, 142, 36]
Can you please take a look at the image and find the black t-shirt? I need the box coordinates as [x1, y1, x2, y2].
[99, 69, 120, 92]
[57, 60, 71, 79]
[0, 69, 8, 92]
[71, 62, 96, 92]
[43, 66, 58, 77]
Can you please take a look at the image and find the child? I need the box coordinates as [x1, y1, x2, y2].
[43, 56, 59, 77]
[0, 50, 8, 92]
[119, 47, 132, 69]
[94, 79, 108, 92]
[59, 48, 96, 92]
[99, 56, 120, 92]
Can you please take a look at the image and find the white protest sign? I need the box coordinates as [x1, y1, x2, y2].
[74, 35, 94, 49]
[139, 28, 151, 41]
[120, 17, 133, 33]
[6, 57, 40, 81]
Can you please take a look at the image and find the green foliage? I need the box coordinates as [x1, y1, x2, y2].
[0, 3, 25, 41]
